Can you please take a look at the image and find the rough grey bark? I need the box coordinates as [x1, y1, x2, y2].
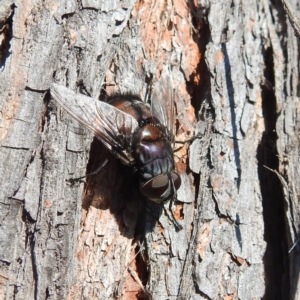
[0, 0, 298, 299]
[274, 0, 300, 299]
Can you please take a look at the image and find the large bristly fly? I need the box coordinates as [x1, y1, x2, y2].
[50, 74, 182, 230]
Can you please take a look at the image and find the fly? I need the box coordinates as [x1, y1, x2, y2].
[50, 73, 183, 231]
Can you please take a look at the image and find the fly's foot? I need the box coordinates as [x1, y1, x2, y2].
[175, 132, 201, 145]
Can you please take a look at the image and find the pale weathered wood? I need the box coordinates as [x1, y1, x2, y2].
[0, 0, 299, 299]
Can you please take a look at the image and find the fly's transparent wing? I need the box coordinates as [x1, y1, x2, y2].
[151, 67, 175, 139]
[50, 83, 139, 165]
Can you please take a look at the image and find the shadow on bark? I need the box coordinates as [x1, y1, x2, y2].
[80, 138, 159, 299]
[81, 137, 161, 239]
[222, 44, 241, 189]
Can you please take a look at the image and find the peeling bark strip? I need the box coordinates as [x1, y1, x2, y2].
[0, 0, 299, 299]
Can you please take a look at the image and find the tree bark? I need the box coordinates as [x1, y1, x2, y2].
[0, 0, 298, 299]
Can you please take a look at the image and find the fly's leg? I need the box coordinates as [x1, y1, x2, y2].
[173, 133, 201, 154]
[163, 199, 183, 232]
[175, 132, 201, 145]
[67, 159, 108, 185]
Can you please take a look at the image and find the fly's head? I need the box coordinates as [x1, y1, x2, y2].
[140, 172, 181, 203]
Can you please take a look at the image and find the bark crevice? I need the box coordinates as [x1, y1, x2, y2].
[0, 1, 13, 68]
[259, 45, 289, 299]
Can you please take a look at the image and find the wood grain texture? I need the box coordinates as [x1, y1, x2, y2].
[0, 0, 298, 299]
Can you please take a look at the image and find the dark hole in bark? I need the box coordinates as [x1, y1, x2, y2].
[186, 5, 211, 203]
[0, 5, 13, 68]
[189, 14, 210, 118]
[135, 243, 150, 300]
[45, 287, 50, 299]
[258, 46, 289, 299]
[115, 20, 123, 27]
[135, 248, 148, 286]
[21, 206, 36, 225]
[13, 284, 19, 296]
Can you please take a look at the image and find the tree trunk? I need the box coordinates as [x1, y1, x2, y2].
[0, 0, 298, 299]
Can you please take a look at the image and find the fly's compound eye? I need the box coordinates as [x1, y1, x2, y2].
[140, 172, 181, 203]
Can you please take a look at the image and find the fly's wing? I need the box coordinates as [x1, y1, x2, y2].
[151, 67, 175, 140]
[50, 83, 139, 166]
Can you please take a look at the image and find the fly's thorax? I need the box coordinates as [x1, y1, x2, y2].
[108, 96, 152, 121]
[107, 94, 175, 182]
